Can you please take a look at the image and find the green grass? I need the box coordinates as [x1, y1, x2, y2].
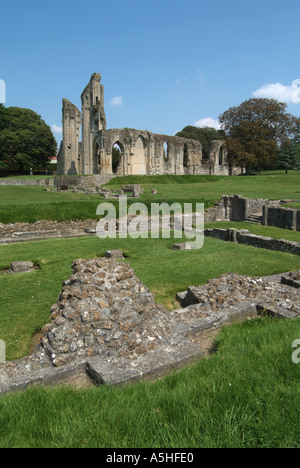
[0, 235, 299, 361]
[285, 202, 300, 209]
[1, 171, 300, 223]
[107, 170, 300, 203]
[106, 174, 222, 185]
[0, 317, 299, 448]
[0, 186, 103, 223]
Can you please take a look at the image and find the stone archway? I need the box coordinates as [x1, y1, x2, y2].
[112, 141, 124, 174]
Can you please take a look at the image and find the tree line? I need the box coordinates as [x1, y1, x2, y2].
[177, 98, 300, 173]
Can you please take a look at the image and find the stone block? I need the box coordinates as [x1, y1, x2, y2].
[281, 272, 300, 289]
[105, 250, 124, 259]
[172, 243, 192, 250]
[10, 261, 34, 274]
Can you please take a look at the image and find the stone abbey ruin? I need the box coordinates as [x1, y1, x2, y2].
[0, 74, 299, 396]
[57, 73, 240, 177]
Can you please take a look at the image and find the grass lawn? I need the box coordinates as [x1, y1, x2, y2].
[285, 202, 300, 209]
[0, 171, 300, 223]
[0, 316, 299, 448]
[107, 170, 300, 203]
[1, 172, 300, 448]
[0, 234, 300, 362]
[0, 186, 102, 223]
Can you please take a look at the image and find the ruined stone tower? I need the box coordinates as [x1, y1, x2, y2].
[57, 99, 81, 176]
[81, 73, 107, 175]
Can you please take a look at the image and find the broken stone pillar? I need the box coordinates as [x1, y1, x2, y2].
[133, 184, 142, 198]
[228, 228, 238, 243]
[262, 206, 269, 226]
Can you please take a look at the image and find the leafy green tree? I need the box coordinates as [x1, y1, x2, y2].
[176, 126, 226, 159]
[219, 98, 300, 173]
[0, 106, 57, 172]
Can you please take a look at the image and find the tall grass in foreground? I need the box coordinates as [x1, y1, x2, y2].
[0, 317, 299, 448]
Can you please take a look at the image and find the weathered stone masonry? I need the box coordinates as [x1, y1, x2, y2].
[58, 73, 240, 177]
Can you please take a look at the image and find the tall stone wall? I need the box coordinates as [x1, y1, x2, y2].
[101, 129, 203, 176]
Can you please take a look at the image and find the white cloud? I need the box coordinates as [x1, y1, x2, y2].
[51, 124, 62, 135]
[194, 117, 221, 130]
[252, 80, 300, 104]
[110, 96, 123, 106]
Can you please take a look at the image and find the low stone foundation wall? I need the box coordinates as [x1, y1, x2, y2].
[54, 175, 115, 189]
[204, 228, 300, 255]
[262, 205, 300, 231]
[204, 195, 280, 223]
[0, 178, 54, 186]
[0, 220, 97, 245]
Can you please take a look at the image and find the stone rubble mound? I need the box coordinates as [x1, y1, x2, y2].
[177, 272, 300, 320]
[42, 258, 177, 367]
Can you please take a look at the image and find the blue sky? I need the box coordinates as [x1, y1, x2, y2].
[1, 0, 300, 147]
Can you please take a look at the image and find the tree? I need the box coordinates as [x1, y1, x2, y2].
[176, 126, 226, 159]
[0, 106, 57, 172]
[275, 140, 297, 173]
[219, 98, 300, 173]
